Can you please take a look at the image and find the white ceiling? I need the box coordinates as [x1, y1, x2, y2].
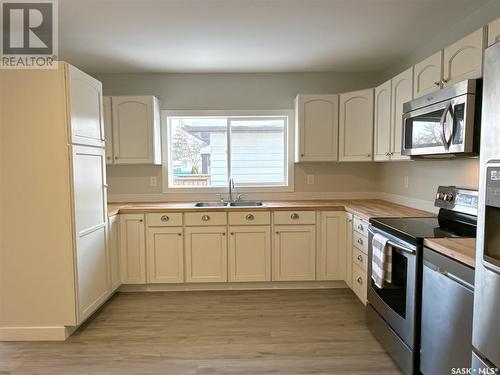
[59, 0, 489, 73]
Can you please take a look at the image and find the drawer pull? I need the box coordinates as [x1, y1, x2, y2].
[357, 238, 364, 245]
[357, 255, 363, 262]
[201, 215, 210, 221]
[357, 224, 364, 231]
[160, 215, 170, 222]
[291, 213, 300, 220]
[357, 277, 363, 285]
[245, 214, 255, 221]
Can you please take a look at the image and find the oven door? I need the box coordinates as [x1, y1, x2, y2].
[368, 226, 419, 349]
[401, 93, 476, 156]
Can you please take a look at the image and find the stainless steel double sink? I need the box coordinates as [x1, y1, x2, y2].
[193, 201, 266, 208]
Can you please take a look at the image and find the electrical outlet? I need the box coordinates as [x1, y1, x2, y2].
[404, 176, 409, 189]
[307, 175, 315, 185]
[150, 176, 158, 187]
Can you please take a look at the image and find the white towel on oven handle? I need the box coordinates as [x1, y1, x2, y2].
[371, 233, 393, 289]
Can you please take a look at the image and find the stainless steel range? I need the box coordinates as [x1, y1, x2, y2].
[366, 186, 478, 374]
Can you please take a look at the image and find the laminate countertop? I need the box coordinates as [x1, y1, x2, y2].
[107, 199, 433, 221]
[423, 238, 477, 268]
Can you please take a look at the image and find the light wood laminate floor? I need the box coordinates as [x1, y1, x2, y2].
[0, 289, 401, 374]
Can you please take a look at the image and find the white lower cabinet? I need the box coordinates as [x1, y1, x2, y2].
[318, 212, 347, 281]
[147, 227, 184, 283]
[108, 215, 121, 292]
[185, 226, 228, 283]
[273, 225, 316, 281]
[228, 226, 271, 282]
[352, 263, 367, 304]
[119, 214, 146, 284]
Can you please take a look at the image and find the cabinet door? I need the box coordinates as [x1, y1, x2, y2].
[228, 226, 271, 282]
[295, 95, 339, 162]
[390, 68, 413, 160]
[119, 214, 146, 284]
[112, 96, 160, 164]
[413, 51, 443, 98]
[443, 28, 486, 86]
[273, 225, 316, 281]
[108, 214, 121, 291]
[67, 65, 105, 147]
[72, 145, 109, 323]
[339, 89, 374, 161]
[147, 227, 184, 283]
[318, 212, 347, 281]
[488, 17, 500, 46]
[185, 226, 227, 283]
[103, 96, 114, 164]
[374, 80, 392, 161]
[345, 213, 353, 288]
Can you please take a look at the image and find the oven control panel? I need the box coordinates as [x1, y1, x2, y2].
[435, 186, 478, 215]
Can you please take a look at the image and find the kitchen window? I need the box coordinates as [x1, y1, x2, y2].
[162, 110, 294, 192]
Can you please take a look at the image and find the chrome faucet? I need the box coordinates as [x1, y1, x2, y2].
[228, 177, 235, 202]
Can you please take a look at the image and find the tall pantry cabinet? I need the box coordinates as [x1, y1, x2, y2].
[0, 63, 110, 341]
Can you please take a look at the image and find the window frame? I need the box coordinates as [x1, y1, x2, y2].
[161, 109, 295, 194]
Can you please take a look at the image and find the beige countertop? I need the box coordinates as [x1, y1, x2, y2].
[107, 199, 433, 221]
[423, 237, 476, 268]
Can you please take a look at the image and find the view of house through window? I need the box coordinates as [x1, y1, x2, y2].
[167, 115, 289, 189]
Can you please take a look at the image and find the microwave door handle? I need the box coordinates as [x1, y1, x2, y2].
[439, 102, 453, 150]
[445, 104, 455, 148]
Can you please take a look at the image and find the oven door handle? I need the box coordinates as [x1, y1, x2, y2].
[368, 228, 416, 255]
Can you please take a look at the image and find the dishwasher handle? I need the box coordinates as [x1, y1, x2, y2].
[424, 260, 474, 292]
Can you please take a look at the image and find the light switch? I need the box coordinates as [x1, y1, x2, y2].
[404, 176, 409, 189]
[150, 176, 158, 187]
[307, 175, 315, 185]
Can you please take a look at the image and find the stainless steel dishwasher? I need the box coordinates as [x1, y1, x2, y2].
[420, 247, 475, 375]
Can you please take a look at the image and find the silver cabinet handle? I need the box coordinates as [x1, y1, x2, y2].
[357, 224, 364, 231]
[357, 277, 363, 285]
[202, 215, 210, 221]
[357, 238, 364, 245]
[291, 213, 299, 220]
[160, 215, 170, 222]
[245, 214, 255, 221]
[357, 255, 363, 262]
[434, 81, 441, 87]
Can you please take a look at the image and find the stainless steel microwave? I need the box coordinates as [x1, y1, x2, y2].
[401, 79, 481, 157]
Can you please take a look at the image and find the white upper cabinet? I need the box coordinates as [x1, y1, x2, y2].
[295, 95, 339, 162]
[374, 80, 392, 161]
[390, 68, 413, 160]
[413, 51, 443, 98]
[67, 65, 105, 148]
[111, 96, 161, 165]
[339, 89, 374, 161]
[443, 28, 486, 87]
[103, 96, 114, 164]
[488, 17, 500, 46]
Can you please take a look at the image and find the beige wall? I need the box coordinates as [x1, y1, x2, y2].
[96, 72, 381, 196]
[378, 159, 480, 202]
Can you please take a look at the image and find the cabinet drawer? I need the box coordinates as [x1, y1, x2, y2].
[273, 211, 316, 225]
[352, 263, 367, 305]
[353, 231, 368, 255]
[147, 213, 183, 227]
[229, 211, 270, 225]
[353, 216, 369, 236]
[353, 247, 367, 272]
[185, 212, 227, 226]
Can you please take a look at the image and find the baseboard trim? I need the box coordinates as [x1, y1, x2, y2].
[377, 192, 438, 214]
[0, 326, 76, 341]
[108, 191, 379, 203]
[119, 280, 347, 292]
